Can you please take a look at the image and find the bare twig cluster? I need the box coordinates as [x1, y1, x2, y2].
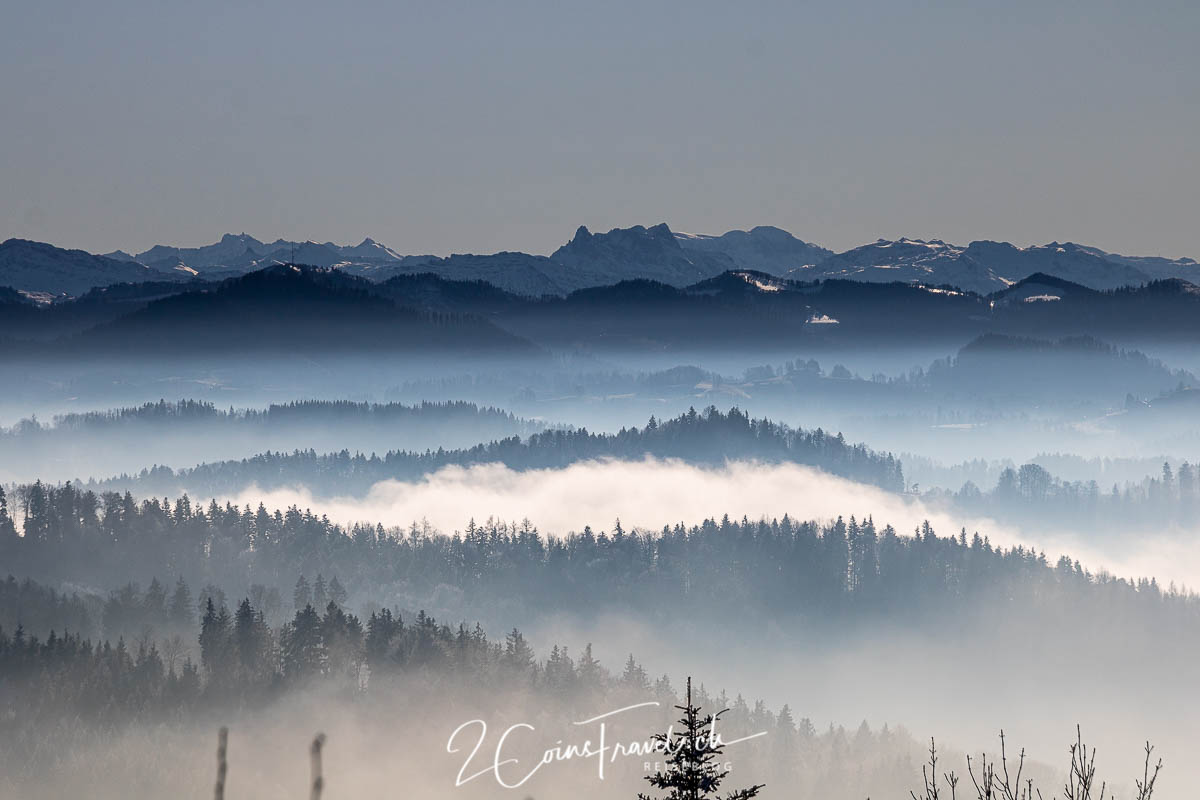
[966, 730, 1038, 800]
[911, 728, 1162, 800]
[1134, 742, 1162, 800]
[1064, 725, 1103, 800]
[911, 738, 959, 800]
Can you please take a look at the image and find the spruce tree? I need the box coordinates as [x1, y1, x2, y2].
[0, 485, 17, 541]
[365, 608, 401, 667]
[328, 575, 347, 608]
[503, 627, 534, 678]
[198, 598, 233, 683]
[293, 575, 311, 611]
[233, 598, 271, 684]
[622, 654, 651, 692]
[169, 577, 194, 628]
[281, 604, 325, 679]
[638, 677, 764, 800]
[312, 574, 328, 609]
[143, 578, 168, 623]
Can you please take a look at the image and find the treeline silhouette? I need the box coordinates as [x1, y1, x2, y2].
[942, 459, 1200, 531]
[0, 573, 97, 639]
[2, 584, 926, 798]
[2, 592, 620, 725]
[0, 399, 545, 485]
[83, 407, 904, 496]
[891, 334, 1192, 402]
[3, 398, 535, 435]
[0, 571, 334, 643]
[0, 574, 1169, 800]
[0, 572, 835, 749]
[3, 481, 1193, 645]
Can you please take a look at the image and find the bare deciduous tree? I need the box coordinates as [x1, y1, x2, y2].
[912, 728, 1162, 800]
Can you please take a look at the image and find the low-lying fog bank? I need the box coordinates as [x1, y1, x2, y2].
[220, 457, 1200, 591]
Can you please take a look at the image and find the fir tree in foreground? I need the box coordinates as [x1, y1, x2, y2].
[639, 677, 764, 800]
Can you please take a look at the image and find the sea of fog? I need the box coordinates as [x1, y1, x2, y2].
[215, 457, 1200, 786]
[220, 457, 1200, 592]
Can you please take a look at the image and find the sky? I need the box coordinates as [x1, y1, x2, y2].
[2, 0, 1198, 259]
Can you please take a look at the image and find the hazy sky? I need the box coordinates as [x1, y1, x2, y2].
[2, 0, 1197, 258]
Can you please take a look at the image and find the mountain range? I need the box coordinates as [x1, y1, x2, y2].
[782, 238, 1160, 295]
[0, 239, 186, 300]
[7, 259, 1200, 358]
[0, 264, 533, 357]
[3, 224, 1195, 300]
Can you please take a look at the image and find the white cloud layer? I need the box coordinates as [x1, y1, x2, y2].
[218, 457, 1200, 590]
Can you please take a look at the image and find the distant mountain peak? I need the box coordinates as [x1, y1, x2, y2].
[550, 223, 729, 288]
[7, 226, 1197, 301]
[883, 237, 952, 248]
[0, 238, 177, 297]
[340, 237, 403, 261]
[743, 225, 802, 242]
[673, 226, 832, 277]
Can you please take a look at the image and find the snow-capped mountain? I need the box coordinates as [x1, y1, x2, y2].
[361, 224, 745, 296]
[788, 237, 1159, 295]
[0, 239, 188, 299]
[2, 226, 1197, 300]
[1073, 245, 1200, 282]
[335, 237, 403, 262]
[130, 234, 403, 275]
[787, 238, 1007, 295]
[959, 241, 1150, 290]
[135, 233, 267, 272]
[675, 226, 832, 275]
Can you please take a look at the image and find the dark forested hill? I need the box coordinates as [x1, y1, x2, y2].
[0, 399, 545, 484]
[922, 333, 1193, 402]
[989, 273, 1200, 339]
[429, 272, 994, 351]
[8, 264, 1200, 357]
[89, 407, 904, 496]
[0, 279, 213, 342]
[373, 271, 536, 314]
[370, 268, 1200, 351]
[365, 252, 576, 297]
[1, 265, 536, 357]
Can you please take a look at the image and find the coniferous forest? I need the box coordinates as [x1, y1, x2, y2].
[4, 317, 1198, 800]
[3, 349, 1198, 800]
[1, 394, 1194, 798]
